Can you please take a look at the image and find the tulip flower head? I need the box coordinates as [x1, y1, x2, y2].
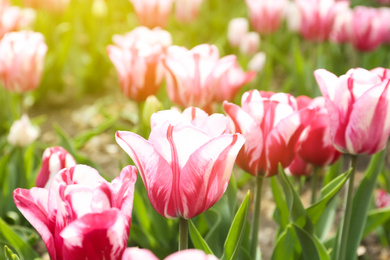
[0, 1, 35, 39]
[130, 0, 174, 28]
[107, 27, 172, 102]
[122, 248, 219, 260]
[8, 114, 39, 147]
[35, 146, 76, 189]
[315, 67, 390, 155]
[116, 107, 245, 219]
[174, 0, 205, 22]
[21, 0, 70, 12]
[227, 17, 249, 47]
[223, 90, 315, 177]
[286, 155, 313, 176]
[0, 31, 47, 93]
[376, 189, 390, 208]
[14, 165, 137, 260]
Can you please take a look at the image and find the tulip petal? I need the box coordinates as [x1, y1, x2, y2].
[121, 248, 159, 260]
[165, 249, 219, 260]
[13, 188, 56, 260]
[179, 134, 245, 219]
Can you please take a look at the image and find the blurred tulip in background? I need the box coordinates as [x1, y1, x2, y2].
[174, 0, 205, 22]
[122, 248, 218, 260]
[7, 114, 39, 147]
[129, 0, 174, 28]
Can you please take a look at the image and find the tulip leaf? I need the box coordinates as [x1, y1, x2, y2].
[270, 176, 289, 230]
[4, 245, 20, 260]
[293, 224, 330, 260]
[223, 191, 250, 260]
[271, 224, 296, 260]
[0, 218, 39, 260]
[189, 220, 214, 255]
[307, 169, 351, 225]
[345, 150, 386, 260]
[363, 208, 390, 238]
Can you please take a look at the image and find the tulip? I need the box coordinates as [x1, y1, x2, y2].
[245, 0, 287, 34]
[0, 31, 47, 93]
[175, 0, 205, 22]
[247, 52, 266, 72]
[35, 146, 76, 189]
[349, 6, 386, 51]
[223, 90, 315, 177]
[116, 107, 245, 219]
[376, 189, 390, 208]
[239, 31, 260, 55]
[129, 0, 174, 28]
[286, 155, 313, 177]
[13, 165, 137, 260]
[315, 68, 390, 155]
[107, 27, 172, 102]
[21, 0, 69, 12]
[163, 44, 254, 110]
[0, 1, 35, 39]
[122, 248, 218, 260]
[295, 0, 349, 41]
[227, 18, 249, 47]
[284, 1, 301, 32]
[8, 114, 39, 147]
[330, 6, 352, 43]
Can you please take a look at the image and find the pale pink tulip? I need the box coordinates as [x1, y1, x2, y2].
[376, 189, 390, 208]
[330, 6, 352, 43]
[35, 146, 76, 189]
[223, 90, 315, 177]
[21, 0, 69, 12]
[14, 165, 137, 260]
[163, 44, 254, 110]
[7, 114, 39, 147]
[228, 18, 249, 47]
[295, 0, 349, 41]
[130, 0, 174, 28]
[379, 7, 390, 43]
[245, 0, 288, 34]
[0, 1, 35, 39]
[0, 31, 47, 93]
[107, 27, 172, 101]
[116, 108, 245, 219]
[248, 52, 266, 72]
[315, 68, 390, 155]
[239, 32, 260, 55]
[175, 0, 204, 22]
[122, 248, 218, 260]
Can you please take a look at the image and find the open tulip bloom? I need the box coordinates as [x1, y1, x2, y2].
[13, 165, 137, 260]
[116, 107, 245, 219]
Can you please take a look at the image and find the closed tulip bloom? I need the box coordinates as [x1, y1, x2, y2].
[223, 90, 315, 177]
[8, 114, 39, 147]
[175, 0, 204, 22]
[248, 52, 266, 72]
[239, 31, 260, 55]
[107, 27, 172, 102]
[286, 155, 313, 176]
[227, 17, 249, 47]
[315, 68, 390, 155]
[122, 248, 218, 260]
[35, 146, 76, 189]
[295, 0, 349, 41]
[0, 31, 47, 93]
[116, 108, 245, 219]
[245, 0, 287, 34]
[379, 8, 390, 44]
[376, 189, 390, 208]
[130, 0, 174, 28]
[0, 2, 35, 39]
[350, 7, 386, 51]
[14, 165, 137, 260]
[330, 6, 352, 43]
[296, 96, 341, 167]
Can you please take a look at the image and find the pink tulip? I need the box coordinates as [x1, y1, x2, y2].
[116, 108, 245, 219]
[175, 0, 204, 22]
[296, 96, 341, 167]
[223, 90, 315, 177]
[7, 114, 39, 147]
[376, 189, 390, 208]
[349, 7, 387, 51]
[129, 0, 174, 28]
[35, 146, 76, 189]
[227, 18, 249, 47]
[379, 7, 390, 44]
[286, 155, 313, 176]
[0, 1, 35, 39]
[330, 6, 353, 43]
[315, 68, 390, 155]
[122, 248, 218, 260]
[247, 52, 266, 72]
[239, 31, 260, 55]
[14, 165, 137, 260]
[107, 27, 172, 101]
[295, 0, 349, 41]
[245, 0, 287, 34]
[21, 0, 69, 12]
[163, 44, 254, 110]
[0, 31, 47, 93]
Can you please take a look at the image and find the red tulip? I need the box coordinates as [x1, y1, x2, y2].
[122, 248, 218, 260]
[35, 146, 76, 189]
[286, 155, 313, 176]
[223, 90, 315, 177]
[315, 68, 390, 155]
[129, 0, 174, 28]
[107, 27, 171, 102]
[116, 108, 245, 219]
[14, 165, 137, 260]
[0, 31, 47, 93]
[245, 0, 287, 34]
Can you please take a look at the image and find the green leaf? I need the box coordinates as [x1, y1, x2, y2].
[271, 224, 296, 260]
[293, 224, 330, 260]
[307, 169, 351, 224]
[345, 150, 386, 260]
[270, 176, 289, 229]
[189, 220, 214, 255]
[363, 208, 390, 238]
[0, 218, 39, 260]
[224, 191, 250, 260]
[4, 245, 21, 260]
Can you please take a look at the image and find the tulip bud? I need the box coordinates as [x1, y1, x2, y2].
[8, 114, 39, 147]
[142, 95, 162, 128]
[35, 146, 76, 189]
[175, 0, 204, 22]
[239, 32, 260, 55]
[376, 189, 390, 208]
[248, 52, 266, 72]
[227, 18, 249, 47]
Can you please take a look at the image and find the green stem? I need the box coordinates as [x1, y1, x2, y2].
[250, 175, 264, 258]
[179, 218, 188, 251]
[337, 155, 358, 260]
[311, 166, 320, 204]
